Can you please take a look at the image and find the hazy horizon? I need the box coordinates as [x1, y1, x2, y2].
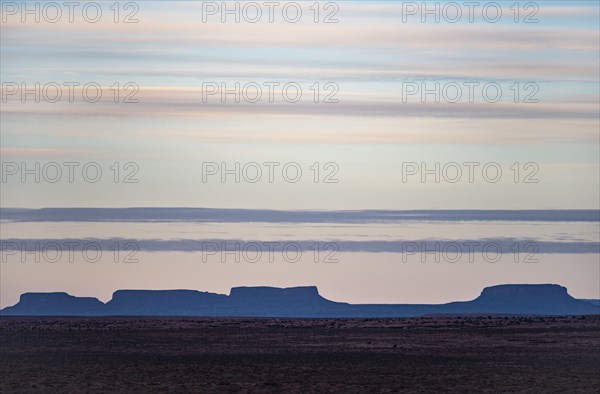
[2, 208, 599, 308]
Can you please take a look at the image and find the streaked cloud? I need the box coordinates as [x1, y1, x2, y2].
[2, 237, 599, 254]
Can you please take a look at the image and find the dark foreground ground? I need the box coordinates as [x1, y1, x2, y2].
[1, 316, 599, 393]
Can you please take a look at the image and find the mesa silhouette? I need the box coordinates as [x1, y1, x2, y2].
[2, 284, 599, 317]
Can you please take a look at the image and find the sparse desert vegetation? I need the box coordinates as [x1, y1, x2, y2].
[1, 315, 599, 393]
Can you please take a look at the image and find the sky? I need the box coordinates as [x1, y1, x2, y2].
[1, 0, 598, 209]
[0, 1, 599, 306]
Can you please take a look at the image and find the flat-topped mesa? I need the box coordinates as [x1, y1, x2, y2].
[227, 286, 341, 315]
[108, 289, 227, 305]
[464, 284, 595, 315]
[478, 284, 570, 301]
[2, 284, 598, 317]
[229, 286, 328, 306]
[105, 289, 229, 315]
[229, 286, 321, 299]
[4, 292, 104, 315]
